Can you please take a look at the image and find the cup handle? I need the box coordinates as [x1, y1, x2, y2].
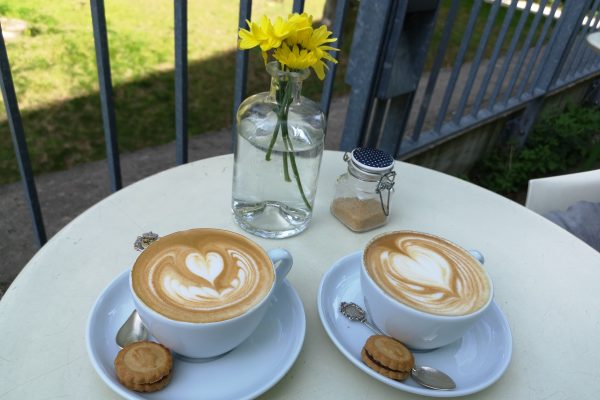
[267, 248, 293, 286]
[468, 249, 485, 264]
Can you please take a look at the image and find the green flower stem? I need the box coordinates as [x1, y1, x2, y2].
[280, 83, 311, 210]
[282, 151, 291, 182]
[280, 96, 293, 182]
[264, 68, 312, 210]
[282, 128, 312, 211]
[265, 120, 280, 161]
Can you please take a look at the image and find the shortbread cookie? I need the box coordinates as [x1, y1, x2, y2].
[114, 341, 172, 391]
[361, 348, 411, 381]
[126, 373, 172, 393]
[363, 335, 414, 372]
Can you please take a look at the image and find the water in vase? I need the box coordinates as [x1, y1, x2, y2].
[232, 116, 324, 239]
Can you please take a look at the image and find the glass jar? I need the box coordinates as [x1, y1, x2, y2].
[232, 62, 325, 239]
[331, 148, 396, 232]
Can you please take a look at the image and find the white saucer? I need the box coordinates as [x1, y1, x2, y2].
[317, 251, 512, 398]
[86, 270, 306, 400]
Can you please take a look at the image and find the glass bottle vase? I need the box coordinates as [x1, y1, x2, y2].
[232, 62, 325, 239]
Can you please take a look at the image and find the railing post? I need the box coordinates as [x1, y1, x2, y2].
[175, 0, 188, 165]
[512, 0, 593, 147]
[340, 0, 395, 151]
[340, 0, 440, 155]
[0, 23, 47, 246]
[320, 0, 350, 120]
[376, 1, 440, 156]
[292, 0, 305, 14]
[231, 0, 252, 151]
[90, 0, 122, 192]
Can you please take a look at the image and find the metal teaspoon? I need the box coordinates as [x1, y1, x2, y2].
[116, 309, 148, 348]
[339, 301, 456, 390]
[115, 232, 160, 348]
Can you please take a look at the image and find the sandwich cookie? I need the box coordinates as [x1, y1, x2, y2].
[114, 341, 173, 392]
[361, 335, 414, 381]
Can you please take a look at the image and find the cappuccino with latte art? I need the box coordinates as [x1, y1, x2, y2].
[132, 229, 274, 323]
[364, 231, 491, 316]
[361, 230, 494, 350]
[130, 228, 292, 358]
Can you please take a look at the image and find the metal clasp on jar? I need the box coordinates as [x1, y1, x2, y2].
[376, 171, 396, 216]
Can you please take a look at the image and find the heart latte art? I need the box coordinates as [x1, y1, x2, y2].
[364, 232, 491, 316]
[132, 229, 274, 323]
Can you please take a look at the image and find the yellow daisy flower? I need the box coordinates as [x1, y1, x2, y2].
[273, 43, 317, 71]
[301, 25, 339, 64]
[239, 16, 289, 64]
[267, 16, 295, 48]
[238, 13, 338, 75]
[238, 20, 265, 50]
[285, 13, 313, 46]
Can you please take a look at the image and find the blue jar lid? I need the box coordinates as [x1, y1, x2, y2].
[350, 147, 394, 173]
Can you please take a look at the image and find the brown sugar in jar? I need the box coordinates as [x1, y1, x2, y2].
[331, 148, 395, 232]
[331, 197, 387, 232]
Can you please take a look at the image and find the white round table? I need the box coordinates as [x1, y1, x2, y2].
[1, 151, 599, 399]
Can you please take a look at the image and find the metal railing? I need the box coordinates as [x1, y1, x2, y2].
[341, 0, 600, 156]
[0, 23, 46, 245]
[2, 0, 600, 247]
[0, 0, 351, 247]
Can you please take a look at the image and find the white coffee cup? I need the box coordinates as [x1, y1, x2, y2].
[130, 229, 292, 359]
[360, 231, 494, 350]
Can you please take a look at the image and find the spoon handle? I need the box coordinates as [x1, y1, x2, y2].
[362, 319, 384, 336]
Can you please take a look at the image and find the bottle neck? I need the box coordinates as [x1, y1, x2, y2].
[268, 76, 304, 104]
[266, 61, 309, 105]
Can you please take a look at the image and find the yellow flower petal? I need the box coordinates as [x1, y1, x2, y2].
[238, 28, 261, 50]
[288, 13, 313, 30]
[311, 59, 327, 80]
[238, 18, 273, 51]
[302, 25, 338, 50]
[272, 16, 294, 39]
[314, 48, 338, 64]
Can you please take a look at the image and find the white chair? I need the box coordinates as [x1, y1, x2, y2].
[526, 169, 600, 253]
[525, 169, 600, 215]
[587, 32, 600, 53]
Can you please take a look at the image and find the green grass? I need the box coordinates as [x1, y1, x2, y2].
[0, 0, 563, 185]
[1, 0, 328, 108]
[0, 0, 331, 184]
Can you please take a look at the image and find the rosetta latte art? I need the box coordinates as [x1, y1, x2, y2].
[365, 232, 491, 316]
[132, 229, 274, 323]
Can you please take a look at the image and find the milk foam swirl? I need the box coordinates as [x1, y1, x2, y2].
[132, 229, 274, 323]
[364, 232, 491, 316]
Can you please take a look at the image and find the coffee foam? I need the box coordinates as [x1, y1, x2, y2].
[364, 231, 491, 316]
[132, 229, 274, 323]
